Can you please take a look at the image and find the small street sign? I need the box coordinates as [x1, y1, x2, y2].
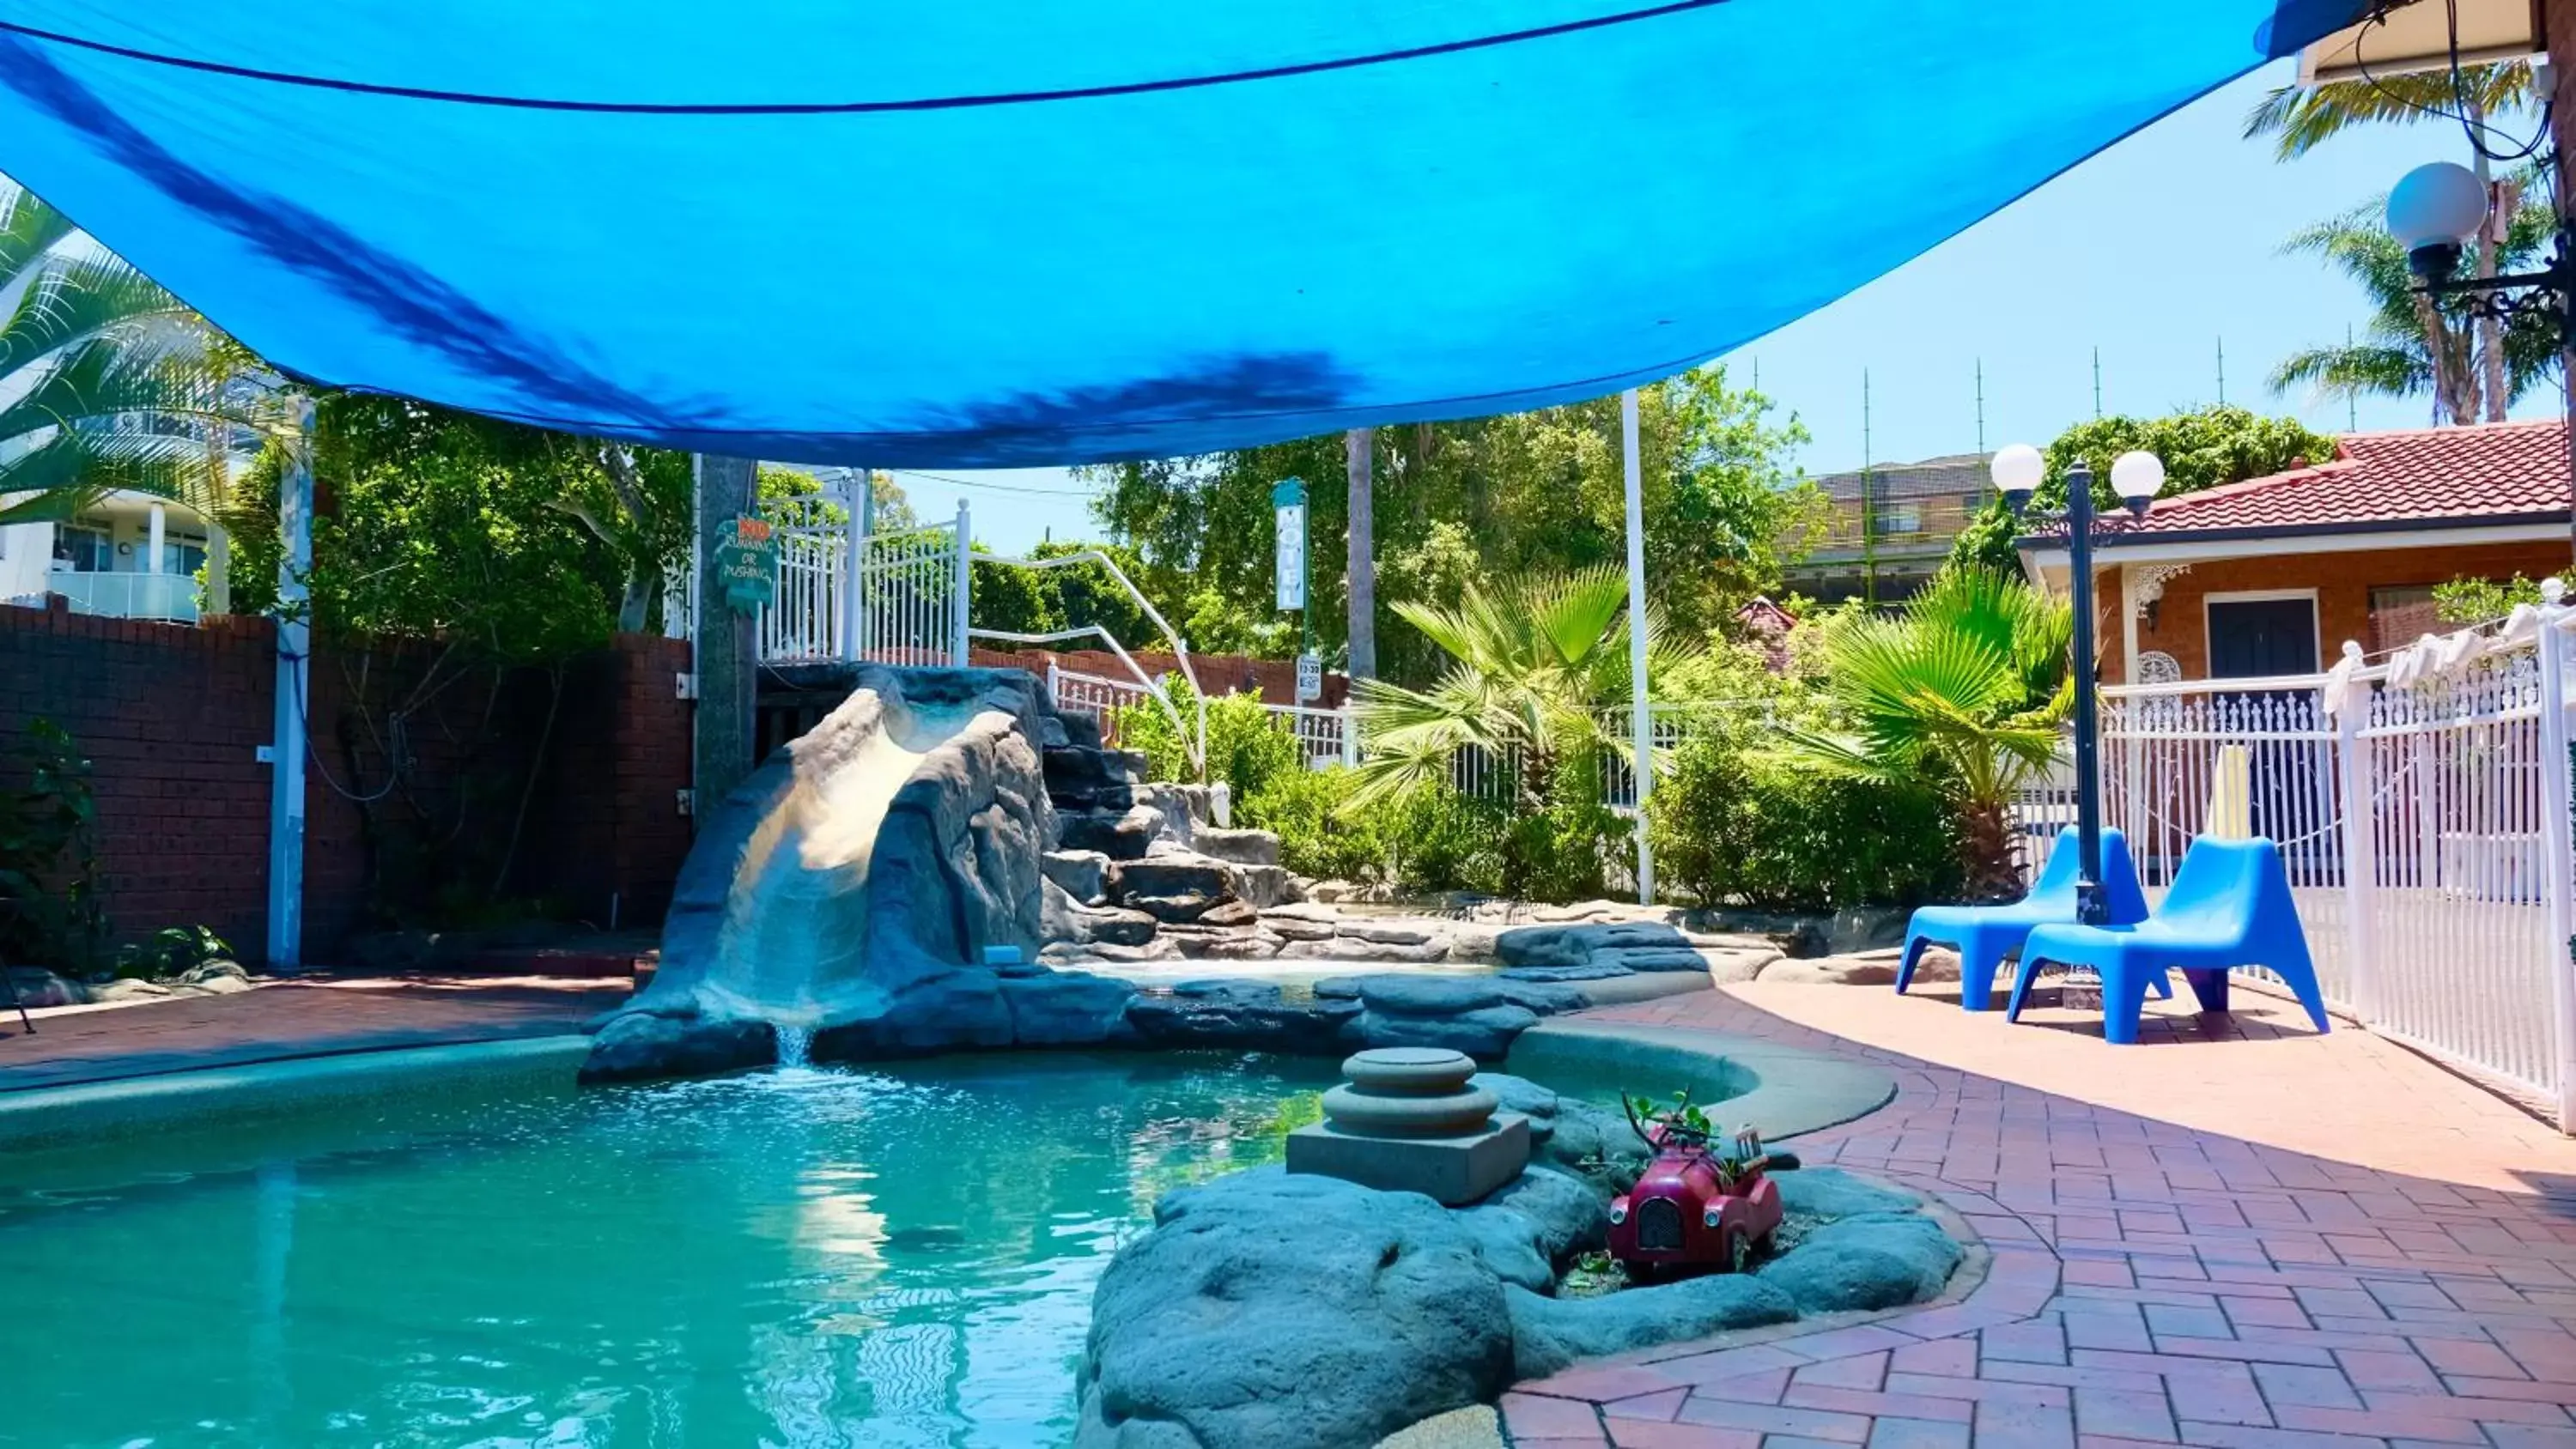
[1296, 652, 1322, 703]
[1272, 477, 1307, 612]
[718, 514, 777, 613]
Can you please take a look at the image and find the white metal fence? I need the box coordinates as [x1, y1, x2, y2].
[2014, 603, 2576, 1128]
[664, 494, 969, 668]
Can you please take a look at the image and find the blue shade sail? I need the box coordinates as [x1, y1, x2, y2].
[0, 3, 2360, 465]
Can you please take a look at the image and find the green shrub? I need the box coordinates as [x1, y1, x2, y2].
[1649, 727, 1960, 912]
[1241, 766, 1388, 882]
[2433, 570, 2576, 626]
[1242, 759, 1630, 902]
[1108, 680, 1305, 808]
[0, 719, 105, 973]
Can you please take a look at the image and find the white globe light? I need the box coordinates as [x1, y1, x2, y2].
[2385, 161, 2488, 251]
[1990, 443, 2044, 496]
[2110, 450, 2165, 504]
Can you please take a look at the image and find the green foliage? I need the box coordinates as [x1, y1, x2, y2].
[1241, 767, 1402, 883]
[230, 395, 695, 664]
[2269, 178, 2560, 424]
[1947, 406, 2338, 573]
[1784, 567, 2069, 897]
[1109, 682, 1305, 806]
[2432, 570, 2576, 626]
[113, 925, 232, 980]
[0, 719, 105, 973]
[1649, 722, 1962, 912]
[971, 538, 1163, 649]
[1082, 367, 1820, 682]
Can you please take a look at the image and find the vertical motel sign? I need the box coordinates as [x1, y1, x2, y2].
[1272, 477, 1307, 611]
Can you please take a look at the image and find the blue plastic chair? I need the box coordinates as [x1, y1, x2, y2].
[1898, 828, 2153, 1010]
[2009, 836, 2329, 1046]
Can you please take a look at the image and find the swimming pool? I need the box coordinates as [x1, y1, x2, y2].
[0, 1051, 1340, 1449]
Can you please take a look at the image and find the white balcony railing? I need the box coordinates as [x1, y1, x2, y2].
[32, 570, 201, 623]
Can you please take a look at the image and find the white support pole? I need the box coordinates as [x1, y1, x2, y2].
[2330, 641, 2379, 1024]
[146, 500, 166, 578]
[840, 470, 865, 662]
[1620, 387, 1655, 905]
[1340, 706, 1359, 768]
[2534, 582, 2576, 1131]
[951, 497, 971, 667]
[265, 395, 315, 969]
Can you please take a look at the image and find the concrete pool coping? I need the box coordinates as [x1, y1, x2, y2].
[1503, 1019, 1898, 1141]
[0, 1034, 593, 1149]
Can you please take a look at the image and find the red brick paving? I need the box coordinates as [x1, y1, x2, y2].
[1504, 986, 2576, 1449]
[0, 976, 623, 1090]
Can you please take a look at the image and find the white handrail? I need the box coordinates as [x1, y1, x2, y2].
[969, 623, 1201, 772]
[975, 549, 1209, 777]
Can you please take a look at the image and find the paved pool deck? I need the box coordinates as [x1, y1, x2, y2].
[1502, 980, 2576, 1449]
[0, 974, 626, 1092]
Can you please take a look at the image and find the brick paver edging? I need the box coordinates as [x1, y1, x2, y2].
[1498, 993, 2576, 1449]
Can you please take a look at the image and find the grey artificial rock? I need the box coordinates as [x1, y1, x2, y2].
[1163, 927, 1282, 961]
[1826, 905, 1914, 955]
[1756, 1211, 1962, 1314]
[1192, 827, 1280, 867]
[1775, 1167, 1923, 1221]
[0, 966, 83, 1008]
[1061, 808, 1160, 860]
[1475, 1165, 1611, 1263]
[1499, 963, 1635, 984]
[999, 970, 1143, 1046]
[1504, 1274, 1800, 1380]
[1076, 1167, 1514, 1449]
[1592, 947, 1720, 973]
[811, 967, 1015, 1059]
[1337, 919, 1447, 947]
[1130, 894, 1219, 925]
[1490, 979, 1590, 1015]
[1260, 913, 1338, 943]
[580, 1011, 777, 1082]
[1042, 849, 1113, 906]
[1497, 919, 1698, 969]
[1228, 864, 1296, 909]
[1701, 947, 1785, 984]
[1758, 953, 1901, 986]
[1351, 975, 1504, 1014]
[1197, 899, 1260, 928]
[1125, 982, 1361, 1054]
[1352, 1003, 1541, 1058]
[1111, 856, 1234, 902]
[1277, 937, 1449, 964]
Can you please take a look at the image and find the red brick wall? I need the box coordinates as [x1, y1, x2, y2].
[2099, 539, 2575, 683]
[0, 601, 694, 962]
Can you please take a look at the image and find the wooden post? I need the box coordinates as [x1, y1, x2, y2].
[693, 454, 758, 818]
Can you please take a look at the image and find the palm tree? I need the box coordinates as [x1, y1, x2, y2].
[1349, 564, 1704, 810]
[1782, 567, 2071, 898]
[2246, 63, 2536, 422]
[0, 188, 267, 535]
[1346, 427, 1376, 679]
[2269, 182, 2559, 423]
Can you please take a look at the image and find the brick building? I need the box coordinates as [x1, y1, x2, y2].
[1784, 453, 1992, 605]
[2017, 420, 2573, 686]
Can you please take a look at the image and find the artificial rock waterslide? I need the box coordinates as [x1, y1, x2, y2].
[582, 664, 1752, 1082]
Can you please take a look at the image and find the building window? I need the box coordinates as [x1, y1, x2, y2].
[56, 521, 111, 573]
[1879, 503, 1923, 536]
[2368, 585, 2441, 655]
[163, 532, 208, 578]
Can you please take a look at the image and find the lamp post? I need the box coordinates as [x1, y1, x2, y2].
[2384, 161, 2576, 551]
[1994, 443, 2164, 924]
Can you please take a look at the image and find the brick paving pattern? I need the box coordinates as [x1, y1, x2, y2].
[1504, 986, 2576, 1449]
[0, 977, 621, 1091]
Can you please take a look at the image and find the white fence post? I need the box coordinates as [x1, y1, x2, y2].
[951, 499, 971, 668]
[2331, 640, 2379, 1024]
[840, 476, 865, 662]
[2535, 582, 2576, 1131]
[1047, 659, 1061, 712]
[1340, 706, 1359, 767]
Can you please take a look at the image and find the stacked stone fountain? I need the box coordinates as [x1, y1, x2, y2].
[1287, 1047, 1530, 1204]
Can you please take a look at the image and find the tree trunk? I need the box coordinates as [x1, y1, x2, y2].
[2413, 291, 2476, 424]
[1346, 427, 1376, 679]
[1959, 797, 2020, 901]
[2472, 108, 2513, 423]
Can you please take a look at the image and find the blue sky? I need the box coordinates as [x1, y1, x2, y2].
[893, 58, 2550, 554]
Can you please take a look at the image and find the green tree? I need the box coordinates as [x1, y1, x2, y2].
[2246, 62, 2537, 422]
[1349, 564, 1709, 810]
[968, 537, 1166, 650]
[1082, 367, 1819, 683]
[1947, 405, 2338, 573]
[2268, 182, 2559, 426]
[1783, 567, 2071, 898]
[0, 189, 270, 529]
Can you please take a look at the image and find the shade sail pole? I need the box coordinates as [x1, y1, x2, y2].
[1621, 387, 1654, 905]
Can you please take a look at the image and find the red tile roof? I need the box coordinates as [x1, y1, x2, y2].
[2119, 418, 2569, 537]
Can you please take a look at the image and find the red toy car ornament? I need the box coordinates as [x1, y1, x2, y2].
[1607, 1092, 1783, 1277]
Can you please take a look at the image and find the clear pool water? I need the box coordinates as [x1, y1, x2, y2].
[0, 1051, 1339, 1449]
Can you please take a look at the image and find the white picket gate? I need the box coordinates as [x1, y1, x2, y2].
[2016, 596, 2576, 1128]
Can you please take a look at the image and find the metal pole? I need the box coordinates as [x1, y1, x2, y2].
[1621, 388, 1656, 904]
[2067, 463, 2105, 925]
[951, 497, 971, 667]
[840, 469, 866, 662]
[265, 394, 314, 969]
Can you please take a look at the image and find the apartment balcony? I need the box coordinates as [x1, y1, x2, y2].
[13, 569, 201, 624]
